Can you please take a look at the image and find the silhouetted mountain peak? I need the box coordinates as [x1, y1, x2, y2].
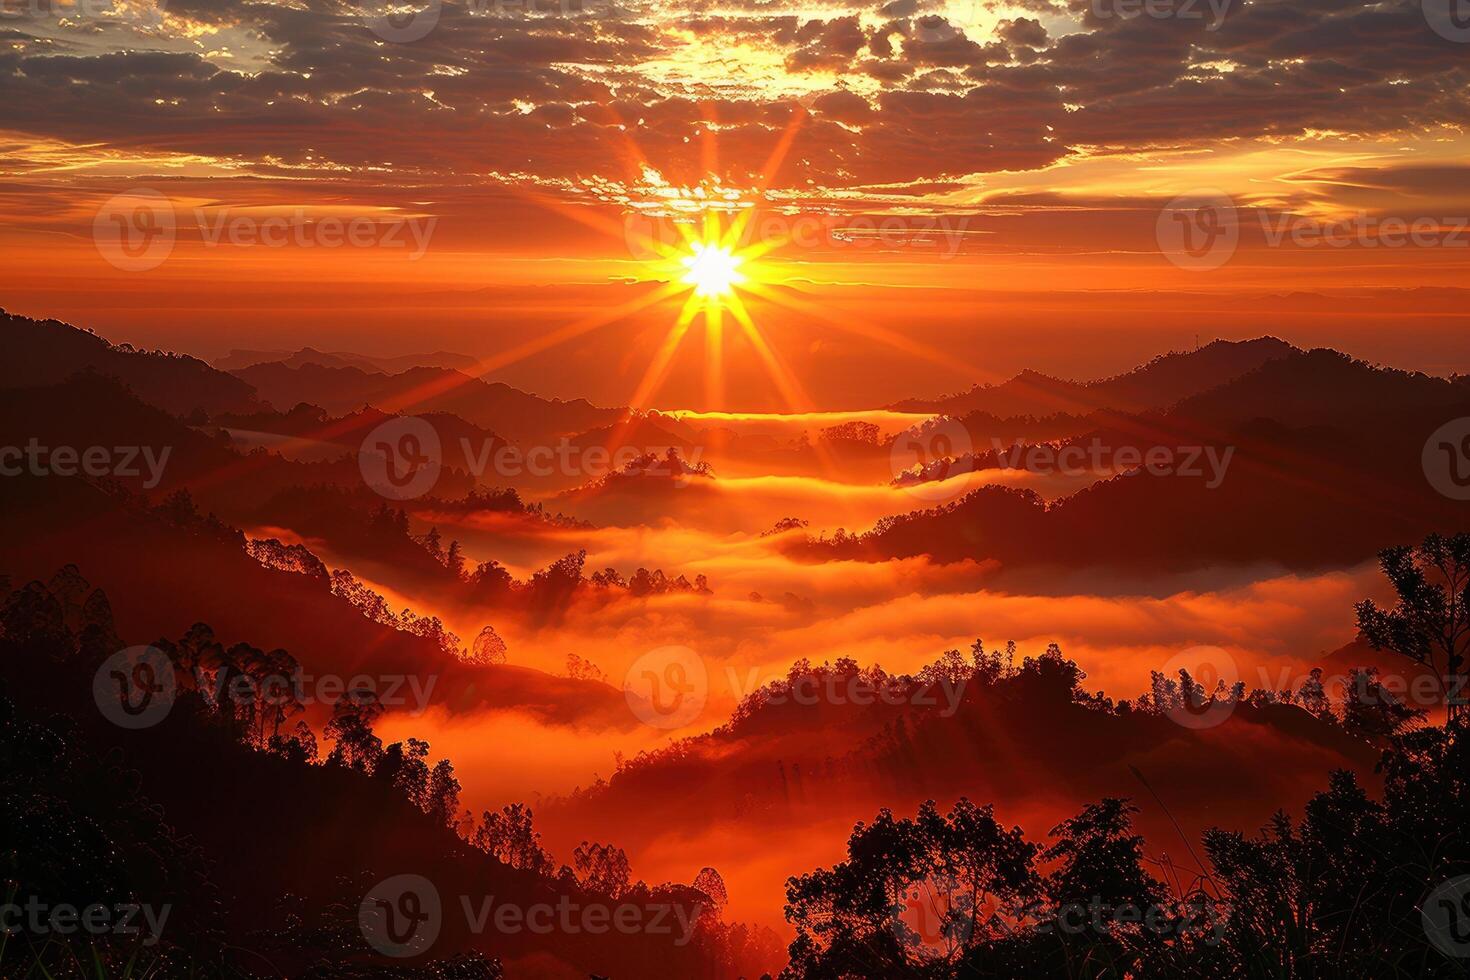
[1, 311, 260, 419]
[231, 360, 620, 445]
[892, 337, 1298, 418]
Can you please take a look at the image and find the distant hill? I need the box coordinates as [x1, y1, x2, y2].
[216, 403, 514, 481]
[231, 361, 620, 447]
[0, 375, 475, 516]
[553, 448, 717, 526]
[0, 570, 771, 977]
[538, 646, 1380, 934]
[891, 337, 1297, 417]
[214, 345, 480, 374]
[808, 349, 1470, 570]
[0, 473, 624, 727]
[0, 310, 260, 418]
[1167, 346, 1469, 429]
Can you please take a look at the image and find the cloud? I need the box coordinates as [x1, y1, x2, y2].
[1, 0, 1464, 202]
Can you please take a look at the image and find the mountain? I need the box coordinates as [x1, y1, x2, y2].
[553, 448, 718, 527]
[0, 472, 626, 727]
[0, 374, 476, 517]
[1167, 346, 1469, 429]
[214, 346, 480, 374]
[0, 310, 260, 418]
[216, 403, 514, 481]
[891, 337, 1297, 417]
[537, 646, 1379, 932]
[230, 361, 620, 447]
[0, 572, 775, 977]
[808, 350, 1470, 570]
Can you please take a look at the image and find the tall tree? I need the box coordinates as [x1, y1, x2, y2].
[1356, 532, 1470, 726]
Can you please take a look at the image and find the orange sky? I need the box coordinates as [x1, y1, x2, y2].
[4, 0, 1470, 407]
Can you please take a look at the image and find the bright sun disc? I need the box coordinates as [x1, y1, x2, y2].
[681, 242, 745, 298]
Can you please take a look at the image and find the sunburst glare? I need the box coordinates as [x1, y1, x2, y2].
[681, 241, 746, 298]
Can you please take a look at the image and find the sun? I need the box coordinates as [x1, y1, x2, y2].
[681, 241, 746, 298]
[604, 206, 816, 411]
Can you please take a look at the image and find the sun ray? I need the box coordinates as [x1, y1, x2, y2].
[362, 279, 691, 421]
[738, 277, 990, 382]
[730, 104, 809, 246]
[723, 291, 810, 413]
[722, 291, 847, 480]
[704, 301, 724, 410]
[625, 290, 704, 412]
[504, 104, 825, 413]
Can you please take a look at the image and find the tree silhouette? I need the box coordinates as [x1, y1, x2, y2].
[693, 867, 729, 909]
[573, 841, 633, 898]
[1340, 667, 1425, 740]
[472, 803, 554, 875]
[784, 799, 1040, 977]
[1356, 532, 1470, 726]
[469, 625, 509, 665]
[446, 539, 466, 579]
[323, 689, 384, 772]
